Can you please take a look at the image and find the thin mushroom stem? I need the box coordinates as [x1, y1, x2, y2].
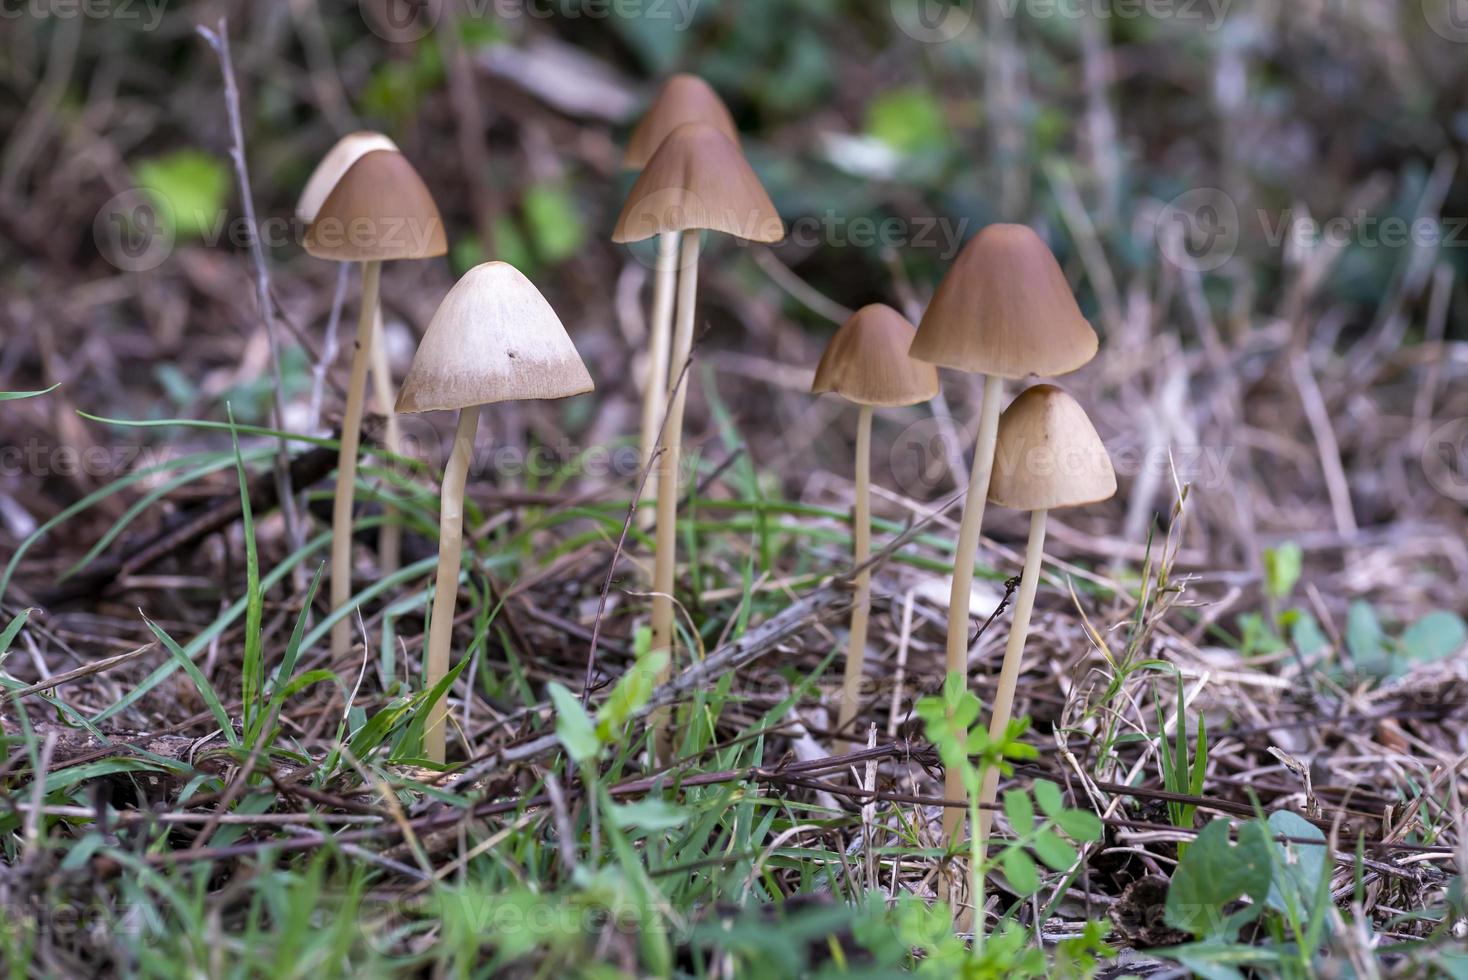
[837, 403, 874, 730]
[972, 506, 1047, 909]
[648, 231, 701, 763]
[370, 304, 403, 575]
[422, 406, 480, 764]
[638, 230, 682, 530]
[941, 372, 1004, 842]
[331, 259, 381, 659]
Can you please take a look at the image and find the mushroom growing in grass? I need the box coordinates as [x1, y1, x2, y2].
[613, 121, 783, 759]
[305, 149, 447, 660]
[907, 223, 1097, 842]
[978, 384, 1114, 852]
[396, 261, 594, 764]
[811, 304, 939, 731]
[298, 131, 410, 576]
[622, 75, 740, 528]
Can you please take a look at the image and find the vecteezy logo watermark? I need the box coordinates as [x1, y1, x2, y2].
[360, 0, 701, 42]
[890, 0, 974, 43]
[1155, 187, 1240, 273]
[94, 189, 175, 273]
[786, 213, 970, 261]
[0, 0, 169, 30]
[1423, 0, 1468, 42]
[1422, 418, 1468, 502]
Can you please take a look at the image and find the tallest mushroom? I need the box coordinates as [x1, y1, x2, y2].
[907, 224, 1097, 845]
[613, 122, 783, 760]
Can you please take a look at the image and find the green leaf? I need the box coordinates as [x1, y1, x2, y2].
[0, 608, 31, 659]
[134, 150, 229, 239]
[521, 183, 585, 265]
[1031, 828, 1079, 872]
[865, 87, 948, 155]
[1263, 542, 1303, 600]
[609, 798, 689, 832]
[227, 409, 264, 739]
[1165, 820, 1274, 939]
[549, 682, 599, 764]
[1401, 611, 1467, 663]
[0, 383, 60, 401]
[1032, 779, 1065, 819]
[1002, 847, 1041, 896]
[145, 617, 237, 746]
[1345, 600, 1387, 669]
[1264, 810, 1328, 923]
[1003, 790, 1035, 833]
[1054, 807, 1103, 843]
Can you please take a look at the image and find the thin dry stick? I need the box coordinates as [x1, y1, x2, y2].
[838, 404, 874, 730]
[331, 260, 381, 659]
[197, 19, 301, 566]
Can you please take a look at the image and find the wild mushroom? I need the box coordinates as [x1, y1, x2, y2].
[396, 261, 594, 764]
[908, 223, 1097, 841]
[298, 131, 410, 575]
[978, 384, 1114, 849]
[622, 75, 740, 528]
[811, 304, 939, 730]
[305, 149, 447, 660]
[613, 121, 783, 759]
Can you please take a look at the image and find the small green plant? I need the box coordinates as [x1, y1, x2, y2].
[1154, 673, 1207, 847]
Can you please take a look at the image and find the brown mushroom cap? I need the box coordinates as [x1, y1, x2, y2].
[396, 262, 594, 414]
[624, 74, 740, 171]
[612, 122, 783, 244]
[295, 131, 399, 226]
[909, 224, 1097, 379]
[304, 150, 448, 262]
[812, 304, 941, 407]
[987, 384, 1116, 511]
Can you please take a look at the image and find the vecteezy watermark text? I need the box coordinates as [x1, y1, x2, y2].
[359, 0, 701, 43]
[0, 0, 168, 29]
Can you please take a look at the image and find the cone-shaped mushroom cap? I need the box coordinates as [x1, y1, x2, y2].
[304, 150, 447, 262]
[812, 304, 941, 407]
[295, 131, 400, 225]
[396, 262, 594, 414]
[624, 74, 740, 170]
[612, 123, 783, 244]
[987, 385, 1116, 511]
[909, 224, 1097, 380]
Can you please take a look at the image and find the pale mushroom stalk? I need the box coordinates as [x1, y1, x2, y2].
[837, 403, 874, 729]
[330, 259, 380, 659]
[370, 305, 404, 574]
[940, 371, 1003, 839]
[637, 230, 682, 529]
[648, 232, 700, 759]
[422, 405, 479, 764]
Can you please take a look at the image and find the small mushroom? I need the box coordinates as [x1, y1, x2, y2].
[396, 262, 594, 763]
[907, 223, 1097, 841]
[305, 149, 447, 660]
[811, 304, 939, 731]
[613, 121, 783, 759]
[621, 76, 739, 530]
[298, 131, 410, 576]
[978, 384, 1115, 846]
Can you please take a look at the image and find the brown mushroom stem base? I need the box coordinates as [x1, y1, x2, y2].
[940, 372, 1004, 843]
[370, 305, 403, 576]
[331, 259, 381, 660]
[648, 232, 702, 763]
[422, 406, 480, 764]
[972, 506, 1046, 913]
[638, 230, 682, 531]
[837, 404, 874, 731]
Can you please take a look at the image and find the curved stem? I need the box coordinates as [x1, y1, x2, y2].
[370, 303, 402, 576]
[648, 232, 702, 763]
[330, 259, 380, 660]
[973, 507, 1047, 911]
[422, 407, 479, 764]
[837, 404, 874, 730]
[638, 230, 681, 530]
[941, 372, 1004, 842]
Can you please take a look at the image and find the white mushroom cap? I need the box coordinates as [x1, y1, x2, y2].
[396, 262, 595, 414]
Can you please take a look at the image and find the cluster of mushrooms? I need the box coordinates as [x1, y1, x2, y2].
[293, 75, 1117, 867]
